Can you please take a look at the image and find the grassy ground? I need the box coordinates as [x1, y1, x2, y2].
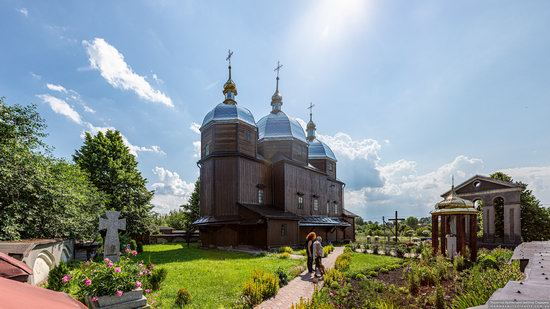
[347, 252, 402, 275]
[136, 243, 304, 308]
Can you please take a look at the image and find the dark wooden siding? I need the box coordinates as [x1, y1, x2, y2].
[267, 220, 299, 247]
[200, 159, 214, 216]
[201, 122, 257, 159]
[237, 158, 272, 205]
[237, 125, 257, 157]
[214, 157, 238, 216]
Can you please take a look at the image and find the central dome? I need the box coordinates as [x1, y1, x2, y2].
[201, 103, 256, 129]
[257, 111, 307, 143]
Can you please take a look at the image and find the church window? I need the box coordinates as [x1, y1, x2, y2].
[281, 224, 288, 237]
[334, 202, 338, 214]
[245, 130, 252, 141]
[327, 201, 330, 214]
[313, 198, 319, 211]
[258, 189, 264, 204]
[297, 196, 304, 209]
[328, 163, 333, 172]
[205, 144, 210, 156]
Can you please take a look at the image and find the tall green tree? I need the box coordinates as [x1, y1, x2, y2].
[404, 216, 419, 229]
[181, 178, 200, 231]
[490, 171, 550, 241]
[0, 98, 104, 240]
[74, 130, 155, 237]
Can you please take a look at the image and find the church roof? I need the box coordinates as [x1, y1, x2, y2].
[201, 103, 256, 129]
[239, 203, 301, 220]
[257, 111, 307, 143]
[299, 216, 351, 227]
[308, 139, 337, 161]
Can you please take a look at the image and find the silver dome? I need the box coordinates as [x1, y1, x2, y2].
[308, 139, 337, 161]
[257, 111, 307, 143]
[201, 103, 256, 128]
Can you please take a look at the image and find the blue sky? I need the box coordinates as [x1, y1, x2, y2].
[2, 0, 550, 220]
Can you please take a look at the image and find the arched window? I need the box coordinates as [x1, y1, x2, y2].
[258, 189, 264, 204]
[204, 144, 210, 156]
[297, 196, 304, 209]
[313, 198, 319, 211]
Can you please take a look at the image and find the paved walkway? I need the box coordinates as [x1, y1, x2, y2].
[256, 246, 345, 309]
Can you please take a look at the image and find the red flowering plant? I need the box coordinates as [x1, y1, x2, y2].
[76, 251, 154, 300]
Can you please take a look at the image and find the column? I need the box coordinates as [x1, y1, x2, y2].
[440, 215, 446, 256]
[432, 215, 439, 254]
[484, 205, 495, 242]
[469, 214, 477, 261]
[457, 215, 465, 254]
[503, 204, 521, 243]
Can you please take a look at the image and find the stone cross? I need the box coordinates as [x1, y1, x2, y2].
[99, 211, 126, 262]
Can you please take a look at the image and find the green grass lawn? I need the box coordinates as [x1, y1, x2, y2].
[136, 243, 304, 308]
[347, 252, 402, 275]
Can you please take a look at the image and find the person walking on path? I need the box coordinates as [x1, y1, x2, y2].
[305, 232, 316, 273]
[313, 236, 325, 277]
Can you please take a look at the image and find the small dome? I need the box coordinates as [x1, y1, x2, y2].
[308, 139, 337, 161]
[201, 103, 256, 128]
[257, 111, 307, 143]
[431, 186, 477, 215]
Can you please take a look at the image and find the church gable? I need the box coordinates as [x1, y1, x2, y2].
[443, 175, 522, 196]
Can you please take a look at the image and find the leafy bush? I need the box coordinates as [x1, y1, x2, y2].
[334, 253, 352, 271]
[367, 270, 378, 278]
[275, 267, 289, 287]
[372, 245, 379, 254]
[238, 270, 279, 307]
[136, 242, 144, 253]
[175, 288, 191, 308]
[354, 273, 366, 281]
[289, 265, 306, 278]
[396, 246, 405, 258]
[150, 267, 168, 291]
[47, 261, 72, 292]
[453, 254, 466, 272]
[295, 249, 306, 256]
[343, 246, 352, 254]
[434, 284, 445, 309]
[279, 246, 293, 254]
[478, 255, 498, 270]
[278, 252, 291, 259]
[77, 256, 154, 299]
[324, 268, 344, 287]
[129, 239, 137, 250]
[380, 267, 389, 274]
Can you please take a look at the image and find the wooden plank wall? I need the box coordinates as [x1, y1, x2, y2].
[237, 158, 272, 205]
[214, 157, 238, 216]
[267, 220, 299, 247]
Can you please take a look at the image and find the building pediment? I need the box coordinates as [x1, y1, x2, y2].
[441, 175, 524, 197]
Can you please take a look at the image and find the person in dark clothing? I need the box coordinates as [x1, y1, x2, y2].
[305, 232, 316, 273]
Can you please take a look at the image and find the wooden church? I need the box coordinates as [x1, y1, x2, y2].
[194, 54, 357, 249]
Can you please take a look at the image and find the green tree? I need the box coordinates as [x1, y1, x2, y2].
[181, 178, 200, 231]
[490, 171, 550, 241]
[74, 130, 155, 237]
[0, 98, 104, 240]
[405, 216, 419, 229]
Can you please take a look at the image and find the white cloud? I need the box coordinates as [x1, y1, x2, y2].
[18, 8, 28, 17]
[151, 167, 195, 213]
[37, 94, 82, 125]
[82, 38, 173, 107]
[502, 166, 550, 205]
[190, 122, 201, 134]
[46, 83, 67, 93]
[30, 72, 42, 80]
[192, 141, 201, 158]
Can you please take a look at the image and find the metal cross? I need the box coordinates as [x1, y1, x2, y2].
[307, 102, 315, 120]
[226, 49, 234, 66]
[274, 61, 283, 78]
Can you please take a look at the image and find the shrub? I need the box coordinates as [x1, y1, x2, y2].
[435, 284, 445, 309]
[136, 243, 144, 253]
[324, 269, 344, 287]
[129, 240, 137, 250]
[77, 256, 154, 299]
[279, 246, 293, 254]
[343, 246, 352, 254]
[478, 255, 498, 270]
[334, 253, 352, 271]
[453, 254, 466, 272]
[47, 262, 71, 292]
[380, 267, 389, 274]
[372, 245, 379, 254]
[289, 265, 306, 278]
[278, 252, 291, 259]
[150, 267, 168, 291]
[350, 242, 359, 251]
[239, 270, 279, 307]
[275, 267, 289, 287]
[175, 288, 191, 308]
[396, 246, 405, 258]
[354, 273, 366, 281]
[295, 249, 306, 256]
[367, 270, 378, 278]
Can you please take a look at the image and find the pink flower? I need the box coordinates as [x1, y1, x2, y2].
[91, 296, 99, 302]
[107, 262, 114, 268]
[115, 290, 123, 297]
[85, 278, 92, 286]
[114, 267, 121, 273]
[144, 289, 151, 294]
[103, 258, 111, 263]
[125, 248, 131, 253]
[61, 275, 71, 283]
[131, 250, 137, 256]
[135, 281, 142, 288]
